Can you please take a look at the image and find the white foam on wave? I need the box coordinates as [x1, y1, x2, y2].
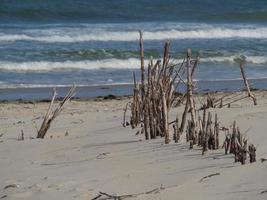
[0, 82, 133, 89]
[3, 78, 267, 89]
[201, 56, 267, 64]
[1, 27, 267, 42]
[0, 55, 266, 72]
[0, 58, 142, 71]
[0, 34, 32, 41]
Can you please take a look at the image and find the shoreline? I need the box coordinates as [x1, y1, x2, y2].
[1, 78, 267, 102]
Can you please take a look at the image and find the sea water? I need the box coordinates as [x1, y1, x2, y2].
[0, 0, 267, 99]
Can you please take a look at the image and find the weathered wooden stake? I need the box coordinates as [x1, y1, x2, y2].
[240, 62, 257, 105]
[248, 144, 256, 163]
[214, 113, 219, 149]
[161, 87, 169, 144]
[139, 31, 145, 101]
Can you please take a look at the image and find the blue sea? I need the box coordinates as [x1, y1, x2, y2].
[0, 0, 267, 99]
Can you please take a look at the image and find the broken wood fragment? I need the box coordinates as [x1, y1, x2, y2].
[37, 86, 76, 139]
[18, 130, 24, 141]
[199, 173, 220, 182]
[4, 184, 19, 189]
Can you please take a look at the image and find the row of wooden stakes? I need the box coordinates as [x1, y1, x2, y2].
[223, 121, 256, 164]
[130, 31, 198, 144]
[185, 107, 256, 164]
[126, 32, 257, 164]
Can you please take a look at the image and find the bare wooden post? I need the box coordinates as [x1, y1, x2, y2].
[156, 101, 162, 137]
[202, 104, 207, 131]
[248, 144, 256, 163]
[237, 127, 242, 145]
[219, 98, 223, 108]
[162, 41, 170, 70]
[239, 62, 257, 105]
[175, 118, 180, 142]
[202, 112, 211, 155]
[240, 139, 247, 165]
[202, 132, 208, 155]
[130, 72, 138, 128]
[161, 87, 169, 144]
[148, 103, 155, 139]
[186, 49, 198, 145]
[147, 59, 155, 139]
[207, 112, 215, 150]
[172, 118, 179, 143]
[180, 98, 189, 133]
[186, 120, 191, 142]
[143, 100, 149, 140]
[224, 131, 231, 154]
[173, 123, 177, 142]
[189, 141, 193, 149]
[138, 31, 149, 140]
[214, 113, 219, 149]
[139, 31, 145, 101]
[180, 51, 194, 134]
[230, 121, 237, 154]
[198, 117, 203, 146]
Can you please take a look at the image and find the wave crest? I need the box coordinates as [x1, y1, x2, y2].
[0, 59, 141, 71]
[0, 56, 266, 72]
[1, 27, 267, 43]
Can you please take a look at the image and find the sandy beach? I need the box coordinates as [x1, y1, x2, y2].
[1, 1, 267, 199]
[0, 91, 266, 200]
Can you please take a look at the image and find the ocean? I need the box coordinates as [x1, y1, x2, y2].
[0, 0, 267, 99]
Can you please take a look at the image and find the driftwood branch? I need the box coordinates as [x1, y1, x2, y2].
[199, 173, 220, 182]
[92, 186, 165, 200]
[239, 62, 257, 105]
[37, 86, 76, 139]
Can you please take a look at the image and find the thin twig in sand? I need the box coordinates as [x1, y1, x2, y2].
[199, 173, 220, 182]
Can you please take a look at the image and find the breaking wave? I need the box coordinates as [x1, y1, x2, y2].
[0, 59, 141, 71]
[1, 27, 267, 43]
[0, 56, 266, 72]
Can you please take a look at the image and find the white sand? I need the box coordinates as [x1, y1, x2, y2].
[0, 91, 267, 200]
